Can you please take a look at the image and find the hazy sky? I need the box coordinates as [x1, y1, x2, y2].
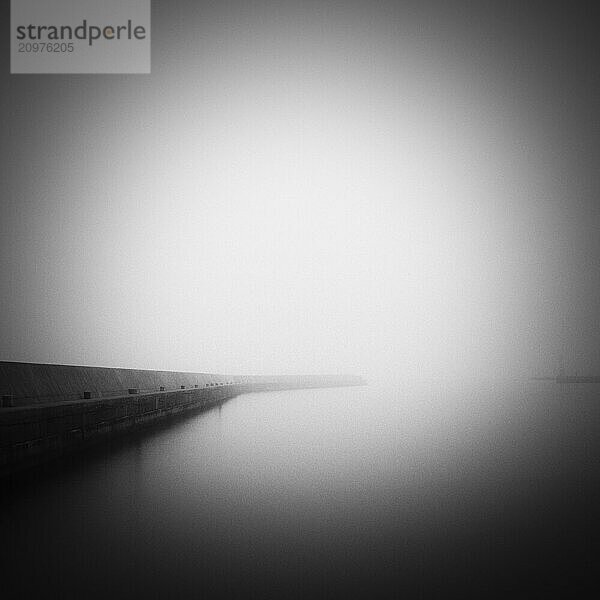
[1, 1, 599, 380]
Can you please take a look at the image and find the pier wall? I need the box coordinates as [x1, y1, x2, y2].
[0, 362, 364, 476]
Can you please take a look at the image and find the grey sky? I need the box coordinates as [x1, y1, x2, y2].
[1, 1, 599, 380]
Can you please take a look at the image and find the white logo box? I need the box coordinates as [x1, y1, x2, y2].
[11, 0, 150, 74]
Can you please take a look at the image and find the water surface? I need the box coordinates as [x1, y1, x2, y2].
[3, 383, 600, 598]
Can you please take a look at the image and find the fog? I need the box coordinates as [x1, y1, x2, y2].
[2, 1, 598, 383]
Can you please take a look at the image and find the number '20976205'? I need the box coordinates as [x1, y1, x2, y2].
[18, 42, 74, 53]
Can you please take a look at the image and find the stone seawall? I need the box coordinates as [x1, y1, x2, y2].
[0, 362, 364, 476]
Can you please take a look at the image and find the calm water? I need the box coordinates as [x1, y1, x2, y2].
[3, 383, 600, 598]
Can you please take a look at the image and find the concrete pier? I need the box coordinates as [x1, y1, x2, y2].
[0, 361, 364, 476]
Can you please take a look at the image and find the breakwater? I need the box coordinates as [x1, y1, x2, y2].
[0, 361, 364, 476]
